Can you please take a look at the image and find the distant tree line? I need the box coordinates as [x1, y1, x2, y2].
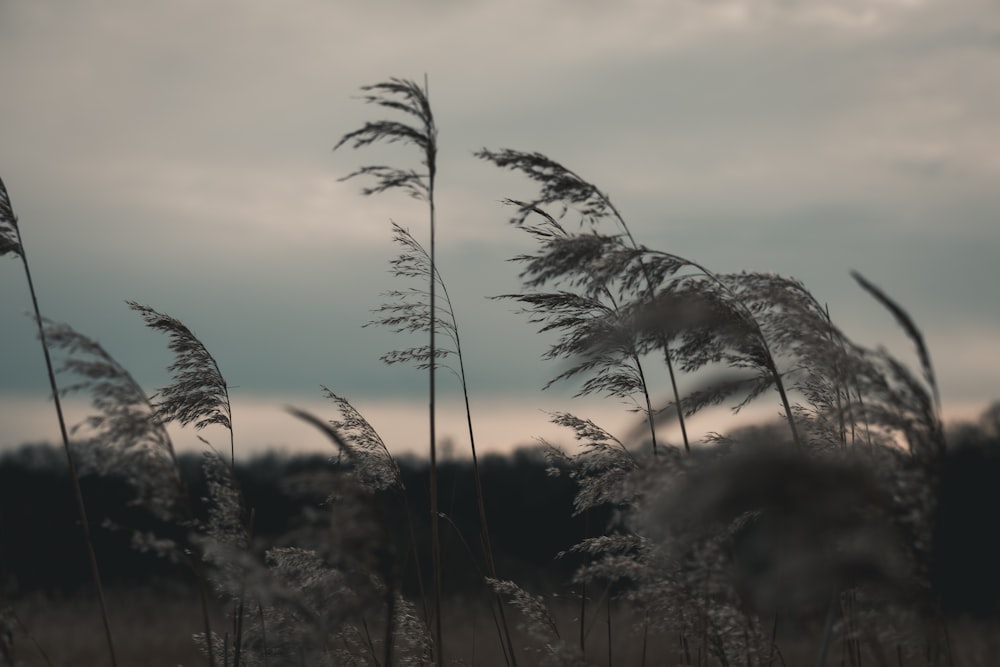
[0, 444, 608, 599]
[4, 403, 1000, 617]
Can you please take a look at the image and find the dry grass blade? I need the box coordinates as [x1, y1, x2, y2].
[286, 406, 352, 457]
[852, 271, 941, 412]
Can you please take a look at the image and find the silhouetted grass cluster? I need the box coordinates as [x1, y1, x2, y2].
[3, 78, 1000, 666]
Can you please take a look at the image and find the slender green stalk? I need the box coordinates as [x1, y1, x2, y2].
[0, 177, 118, 666]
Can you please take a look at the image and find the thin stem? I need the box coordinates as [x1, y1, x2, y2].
[9, 607, 55, 667]
[651, 247, 804, 449]
[640, 613, 648, 667]
[397, 488, 431, 627]
[576, 174, 685, 455]
[14, 224, 118, 667]
[605, 593, 612, 667]
[447, 314, 517, 663]
[360, 617, 382, 667]
[232, 507, 255, 667]
[423, 73, 444, 667]
[383, 569, 396, 667]
[580, 509, 589, 657]
[438, 514, 512, 667]
[815, 589, 839, 667]
[258, 603, 270, 667]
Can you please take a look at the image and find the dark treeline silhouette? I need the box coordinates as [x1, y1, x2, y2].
[0, 443, 607, 600]
[5, 408, 1000, 619]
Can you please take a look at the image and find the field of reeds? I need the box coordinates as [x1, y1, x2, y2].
[2, 77, 1000, 666]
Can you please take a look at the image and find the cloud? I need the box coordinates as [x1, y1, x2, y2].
[1, 0, 998, 455]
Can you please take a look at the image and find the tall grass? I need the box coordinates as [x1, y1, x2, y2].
[1, 177, 119, 667]
[334, 76, 448, 665]
[4, 78, 999, 667]
[40, 317, 219, 667]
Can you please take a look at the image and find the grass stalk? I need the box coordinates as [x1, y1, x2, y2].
[816, 589, 839, 667]
[257, 603, 270, 667]
[425, 81, 444, 666]
[0, 177, 118, 666]
[597, 182, 685, 455]
[378, 221, 518, 661]
[606, 593, 613, 667]
[438, 513, 513, 666]
[49, 318, 220, 667]
[129, 301, 237, 665]
[232, 507, 255, 667]
[336, 75, 444, 664]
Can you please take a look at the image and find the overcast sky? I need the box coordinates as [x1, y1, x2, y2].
[2, 0, 998, 458]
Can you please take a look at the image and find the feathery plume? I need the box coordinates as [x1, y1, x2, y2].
[475, 150, 615, 229]
[334, 78, 436, 201]
[127, 301, 234, 465]
[0, 176, 21, 257]
[43, 319, 182, 519]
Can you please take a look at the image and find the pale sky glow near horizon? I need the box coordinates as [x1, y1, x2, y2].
[2, 1, 998, 459]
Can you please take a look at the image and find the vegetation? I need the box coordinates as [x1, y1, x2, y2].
[3, 77, 1000, 666]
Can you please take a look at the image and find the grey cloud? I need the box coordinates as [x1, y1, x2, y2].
[2, 0, 998, 453]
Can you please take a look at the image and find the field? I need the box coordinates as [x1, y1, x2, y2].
[3, 77, 1000, 666]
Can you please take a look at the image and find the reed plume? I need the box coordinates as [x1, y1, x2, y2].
[318, 387, 404, 492]
[42, 319, 181, 520]
[476, 151, 690, 453]
[127, 301, 243, 664]
[127, 301, 234, 466]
